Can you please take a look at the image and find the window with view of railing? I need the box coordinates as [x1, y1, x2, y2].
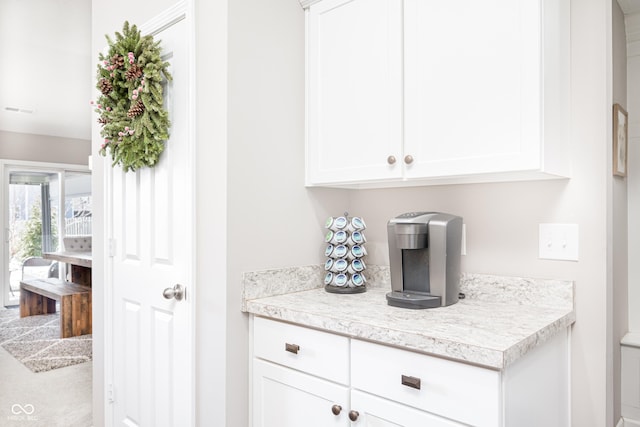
[65, 217, 92, 236]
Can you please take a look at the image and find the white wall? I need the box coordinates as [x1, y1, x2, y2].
[626, 11, 640, 333]
[194, 0, 229, 425]
[225, 0, 348, 424]
[0, 130, 89, 165]
[612, 1, 628, 423]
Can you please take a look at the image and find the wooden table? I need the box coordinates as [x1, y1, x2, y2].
[43, 251, 92, 287]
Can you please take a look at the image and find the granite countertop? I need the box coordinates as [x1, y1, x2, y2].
[242, 265, 575, 370]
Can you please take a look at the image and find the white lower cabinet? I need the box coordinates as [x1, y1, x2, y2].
[251, 316, 569, 427]
[350, 390, 464, 427]
[253, 359, 349, 427]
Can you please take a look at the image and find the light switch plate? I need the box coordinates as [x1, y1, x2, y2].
[539, 223, 579, 261]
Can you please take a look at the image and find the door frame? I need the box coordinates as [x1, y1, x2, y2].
[98, 2, 197, 426]
[1, 159, 90, 308]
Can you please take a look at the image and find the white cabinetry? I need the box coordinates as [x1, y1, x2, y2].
[306, 0, 403, 185]
[253, 359, 349, 427]
[251, 316, 570, 427]
[305, 0, 570, 187]
[349, 390, 464, 427]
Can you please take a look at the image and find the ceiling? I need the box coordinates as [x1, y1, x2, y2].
[0, 0, 92, 141]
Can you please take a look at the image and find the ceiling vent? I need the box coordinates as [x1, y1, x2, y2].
[4, 106, 34, 114]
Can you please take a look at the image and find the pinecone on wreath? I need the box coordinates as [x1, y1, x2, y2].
[97, 117, 109, 125]
[125, 64, 143, 81]
[99, 78, 113, 95]
[127, 100, 145, 118]
[111, 54, 125, 69]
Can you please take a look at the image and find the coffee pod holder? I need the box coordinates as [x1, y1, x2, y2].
[324, 212, 367, 294]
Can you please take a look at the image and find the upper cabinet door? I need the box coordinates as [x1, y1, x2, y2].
[305, 0, 569, 188]
[306, 0, 403, 186]
[404, 0, 543, 179]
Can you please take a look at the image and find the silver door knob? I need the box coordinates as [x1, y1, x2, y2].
[163, 284, 185, 301]
[387, 155, 396, 165]
[404, 155, 414, 164]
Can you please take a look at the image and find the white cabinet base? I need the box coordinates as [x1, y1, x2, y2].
[251, 317, 570, 427]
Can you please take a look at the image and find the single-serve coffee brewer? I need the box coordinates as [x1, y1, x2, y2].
[387, 212, 462, 309]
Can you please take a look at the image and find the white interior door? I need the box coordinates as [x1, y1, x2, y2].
[107, 11, 194, 427]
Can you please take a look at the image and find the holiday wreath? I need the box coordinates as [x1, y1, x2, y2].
[94, 22, 172, 172]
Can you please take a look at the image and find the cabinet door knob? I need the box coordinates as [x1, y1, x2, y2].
[387, 155, 396, 165]
[401, 374, 421, 390]
[331, 404, 342, 415]
[404, 155, 414, 164]
[348, 410, 359, 421]
[285, 343, 300, 354]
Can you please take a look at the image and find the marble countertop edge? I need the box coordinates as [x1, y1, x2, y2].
[242, 266, 575, 370]
[245, 297, 575, 370]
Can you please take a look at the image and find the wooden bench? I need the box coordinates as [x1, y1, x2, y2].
[20, 278, 92, 338]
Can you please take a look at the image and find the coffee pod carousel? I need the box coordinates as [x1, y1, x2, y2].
[324, 213, 367, 294]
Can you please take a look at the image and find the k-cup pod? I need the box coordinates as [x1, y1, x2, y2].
[346, 245, 367, 260]
[326, 216, 348, 231]
[324, 230, 334, 243]
[324, 259, 334, 271]
[324, 244, 334, 257]
[347, 258, 366, 274]
[333, 273, 348, 287]
[333, 258, 348, 273]
[346, 216, 366, 232]
[346, 230, 366, 245]
[350, 273, 366, 287]
[330, 230, 348, 245]
[324, 217, 334, 229]
[324, 272, 334, 285]
[332, 245, 348, 259]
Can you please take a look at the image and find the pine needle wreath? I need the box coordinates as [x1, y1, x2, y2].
[94, 22, 172, 172]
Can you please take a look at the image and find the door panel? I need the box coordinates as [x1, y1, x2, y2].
[109, 14, 193, 427]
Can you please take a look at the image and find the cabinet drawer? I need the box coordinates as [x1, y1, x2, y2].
[254, 317, 349, 385]
[351, 339, 500, 427]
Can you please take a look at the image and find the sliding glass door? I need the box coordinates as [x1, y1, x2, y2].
[3, 165, 91, 306]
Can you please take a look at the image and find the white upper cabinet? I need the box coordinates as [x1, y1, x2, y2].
[305, 0, 570, 188]
[306, 0, 403, 185]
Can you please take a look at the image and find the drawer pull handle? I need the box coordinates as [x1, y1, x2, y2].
[331, 404, 342, 415]
[285, 343, 300, 354]
[348, 410, 359, 421]
[401, 375, 421, 390]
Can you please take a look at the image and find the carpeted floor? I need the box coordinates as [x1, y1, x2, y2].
[0, 308, 92, 372]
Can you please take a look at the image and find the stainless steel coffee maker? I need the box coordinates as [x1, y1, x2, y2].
[387, 212, 462, 309]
